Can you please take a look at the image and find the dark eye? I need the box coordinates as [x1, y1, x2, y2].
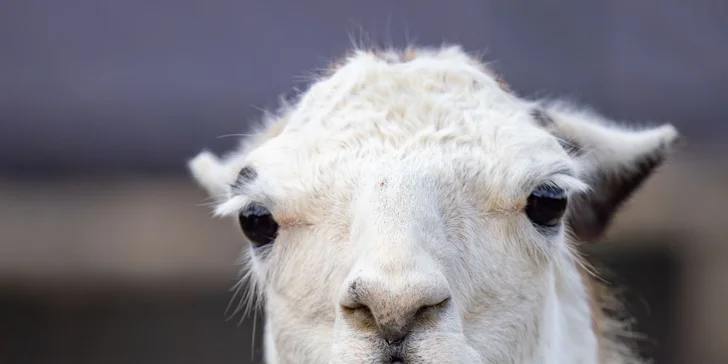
[525, 185, 568, 228]
[239, 204, 279, 248]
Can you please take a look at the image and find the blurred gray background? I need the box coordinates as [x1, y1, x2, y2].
[1, 1, 727, 363]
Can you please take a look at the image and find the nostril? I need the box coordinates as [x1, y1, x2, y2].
[340, 302, 378, 329]
[340, 301, 365, 312]
[415, 295, 451, 317]
[436, 296, 451, 307]
[433, 295, 451, 309]
[340, 302, 371, 315]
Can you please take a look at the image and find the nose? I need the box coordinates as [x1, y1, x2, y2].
[339, 270, 451, 344]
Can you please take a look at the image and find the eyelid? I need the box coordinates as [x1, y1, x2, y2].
[531, 185, 567, 199]
[240, 202, 270, 217]
[534, 173, 589, 198]
[214, 195, 253, 217]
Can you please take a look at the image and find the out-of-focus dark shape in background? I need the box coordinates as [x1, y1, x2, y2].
[0, 1, 726, 363]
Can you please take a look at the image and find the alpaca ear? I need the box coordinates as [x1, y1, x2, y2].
[533, 102, 681, 242]
[188, 150, 233, 201]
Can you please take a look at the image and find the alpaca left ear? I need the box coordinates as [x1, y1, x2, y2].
[533, 102, 681, 242]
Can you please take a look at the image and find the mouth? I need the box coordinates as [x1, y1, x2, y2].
[389, 353, 405, 364]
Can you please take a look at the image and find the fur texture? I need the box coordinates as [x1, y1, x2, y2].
[188, 45, 678, 364]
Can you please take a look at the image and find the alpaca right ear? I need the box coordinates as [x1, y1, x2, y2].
[188, 150, 232, 201]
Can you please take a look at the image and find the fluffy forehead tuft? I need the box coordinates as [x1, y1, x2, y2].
[189, 45, 588, 213]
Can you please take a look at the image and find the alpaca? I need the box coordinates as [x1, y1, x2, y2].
[188, 45, 679, 364]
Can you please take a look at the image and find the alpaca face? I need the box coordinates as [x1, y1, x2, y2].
[189, 46, 678, 364]
[226, 137, 580, 364]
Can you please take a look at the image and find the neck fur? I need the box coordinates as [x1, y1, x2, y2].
[523, 252, 599, 364]
[527, 247, 643, 364]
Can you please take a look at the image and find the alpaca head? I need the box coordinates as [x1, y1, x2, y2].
[189, 46, 678, 364]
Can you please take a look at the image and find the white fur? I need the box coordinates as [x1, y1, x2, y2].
[189, 45, 678, 364]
